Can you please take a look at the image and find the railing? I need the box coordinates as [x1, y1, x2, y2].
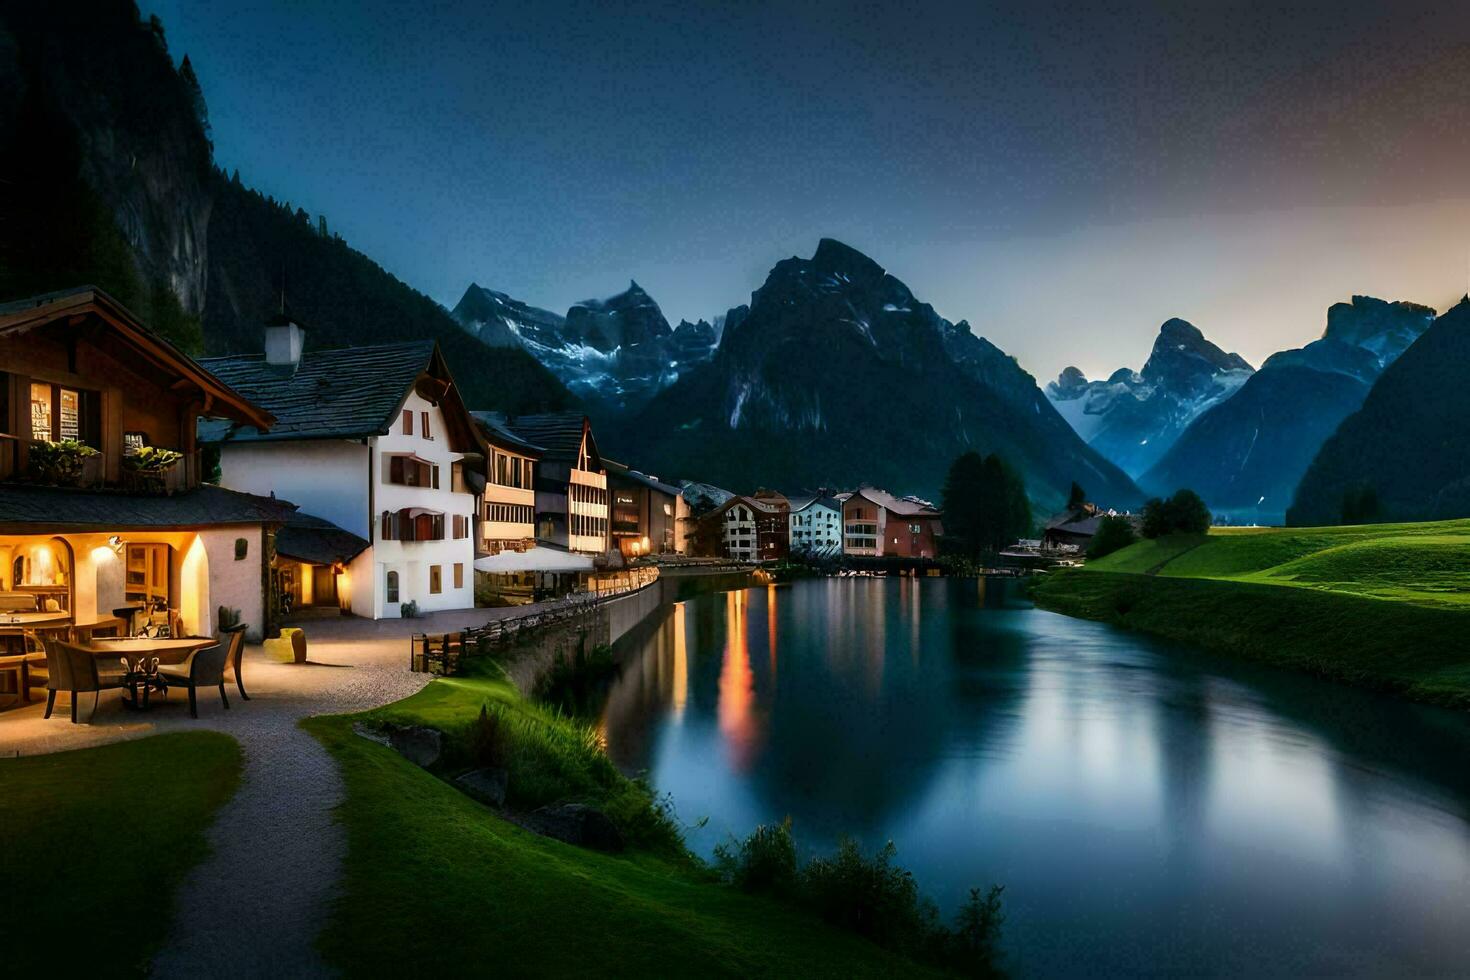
[409, 566, 660, 674]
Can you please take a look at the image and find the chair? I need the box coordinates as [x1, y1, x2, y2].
[70, 617, 127, 645]
[42, 638, 127, 724]
[156, 640, 230, 718]
[263, 627, 307, 664]
[220, 623, 250, 700]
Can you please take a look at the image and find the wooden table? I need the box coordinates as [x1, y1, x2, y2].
[0, 613, 72, 702]
[89, 637, 217, 709]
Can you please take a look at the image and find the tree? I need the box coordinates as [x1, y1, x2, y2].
[178, 55, 210, 145]
[1067, 481, 1087, 511]
[1087, 515, 1137, 559]
[941, 452, 1033, 559]
[1341, 482, 1380, 525]
[1141, 488, 1212, 538]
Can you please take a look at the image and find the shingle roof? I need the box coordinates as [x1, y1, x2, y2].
[850, 487, 941, 517]
[603, 458, 681, 497]
[499, 413, 590, 463]
[470, 412, 544, 456]
[0, 484, 296, 533]
[275, 511, 371, 566]
[197, 340, 436, 443]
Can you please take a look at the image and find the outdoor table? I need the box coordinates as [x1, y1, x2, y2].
[88, 637, 217, 709]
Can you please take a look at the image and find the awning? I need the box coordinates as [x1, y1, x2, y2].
[473, 546, 594, 573]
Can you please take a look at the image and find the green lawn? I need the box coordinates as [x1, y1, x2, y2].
[0, 732, 241, 976]
[1035, 519, 1470, 708]
[304, 667, 941, 977]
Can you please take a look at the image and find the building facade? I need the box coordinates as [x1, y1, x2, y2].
[788, 495, 843, 556]
[471, 413, 540, 557]
[499, 414, 608, 557]
[709, 493, 791, 562]
[842, 487, 943, 558]
[201, 321, 482, 618]
[604, 459, 686, 558]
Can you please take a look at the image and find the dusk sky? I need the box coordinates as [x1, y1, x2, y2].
[145, 0, 1470, 382]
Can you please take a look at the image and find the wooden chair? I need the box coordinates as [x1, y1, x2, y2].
[221, 623, 250, 700]
[42, 638, 127, 724]
[156, 639, 230, 718]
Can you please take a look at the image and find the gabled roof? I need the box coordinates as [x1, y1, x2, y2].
[0, 484, 295, 534]
[710, 494, 789, 520]
[198, 340, 438, 444]
[500, 413, 599, 467]
[847, 486, 941, 517]
[275, 511, 371, 567]
[789, 494, 841, 514]
[0, 286, 273, 431]
[603, 458, 681, 497]
[470, 412, 544, 457]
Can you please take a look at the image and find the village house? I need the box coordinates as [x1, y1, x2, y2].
[604, 459, 688, 558]
[0, 287, 287, 659]
[199, 316, 482, 619]
[787, 493, 843, 556]
[840, 487, 943, 558]
[470, 412, 541, 556]
[705, 492, 790, 562]
[496, 414, 609, 558]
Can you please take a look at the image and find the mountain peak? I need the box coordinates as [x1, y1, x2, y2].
[811, 238, 886, 282]
[1143, 317, 1253, 379]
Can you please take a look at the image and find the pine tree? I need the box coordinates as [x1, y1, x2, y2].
[178, 54, 211, 146]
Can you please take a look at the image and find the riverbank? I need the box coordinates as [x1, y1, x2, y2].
[303, 663, 945, 977]
[1031, 519, 1470, 709]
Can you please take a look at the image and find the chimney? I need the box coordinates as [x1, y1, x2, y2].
[264, 313, 305, 368]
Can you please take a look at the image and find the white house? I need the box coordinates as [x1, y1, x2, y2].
[787, 494, 843, 556]
[199, 317, 482, 618]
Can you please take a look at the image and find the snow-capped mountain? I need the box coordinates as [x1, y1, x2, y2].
[451, 281, 718, 411]
[606, 238, 1142, 509]
[1046, 318, 1255, 477]
[1143, 295, 1434, 523]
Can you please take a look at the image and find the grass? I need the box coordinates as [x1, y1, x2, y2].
[1034, 518, 1470, 708]
[304, 665, 942, 977]
[0, 732, 242, 976]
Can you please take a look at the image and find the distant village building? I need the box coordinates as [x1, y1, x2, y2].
[0, 287, 288, 647]
[707, 492, 790, 562]
[497, 414, 609, 557]
[1040, 503, 1138, 553]
[840, 487, 942, 558]
[787, 494, 843, 556]
[200, 318, 481, 618]
[470, 413, 541, 556]
[604, 459, 687, 558]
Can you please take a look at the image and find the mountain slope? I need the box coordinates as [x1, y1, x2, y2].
[1288, 298, 1470, 525]
[606, 239, 1141, 510]
[452, 281, 717, 411]
[1143, 296, 1433, 521]
[1046, 319, 1254, 477]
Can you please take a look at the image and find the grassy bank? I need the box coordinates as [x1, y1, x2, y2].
[305, 663, 943, 977]
[1033, 519, 1470, 708]
[0, 732, 242, 975]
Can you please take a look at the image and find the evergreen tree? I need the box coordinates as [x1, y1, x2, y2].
[178, 54, 211, 146]
[1067, 481, 1087, 510]
[941, 452, 1032, 559]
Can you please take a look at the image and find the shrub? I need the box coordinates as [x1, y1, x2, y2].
[801, 838, 935, 949]
[533, 635, 621, 718]
[1142, 489, 1212, 538]
[25, 439, 100, 485]
[400, 599, 419, 619]
[934, 885, 1007, 977]
[1087, 515, 1137, 559]
[714, 818, 798, 895]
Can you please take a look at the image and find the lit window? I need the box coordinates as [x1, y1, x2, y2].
[453, 563, 463, 589]
[29, 383, 52, 441]
[429, 565, 442, 594]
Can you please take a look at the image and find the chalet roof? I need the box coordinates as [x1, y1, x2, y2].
[499, 413, 598, 466]
[848, 487, 941, 517]
[197, 340, 439, 444]
[470, 412, 544, 456]
[0, 286, 273, 431]
[0, 484, 295, 534]
[603, 459, 681, 497]
[1044, 516, 1103, 538]
[788, 494, 841, 514]
[275, 511, 370, 567]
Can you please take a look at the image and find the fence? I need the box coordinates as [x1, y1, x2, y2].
[409, 566, 660, 675]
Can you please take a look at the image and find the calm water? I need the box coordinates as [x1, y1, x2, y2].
[598, 578, 1470, 977]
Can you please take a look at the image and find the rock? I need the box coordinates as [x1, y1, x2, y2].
[386, 725, 442, 768]
[528, 803, 625, 852]
[456, 767, 508, 808]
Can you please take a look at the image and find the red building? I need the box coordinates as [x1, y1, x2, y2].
[840, 487, 942, 558]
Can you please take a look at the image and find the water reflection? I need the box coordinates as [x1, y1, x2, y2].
[600, 578, 1470, 976]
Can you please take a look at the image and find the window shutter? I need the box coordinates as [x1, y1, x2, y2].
[422, 412, 430, 439]
[432, 465, 440, 490]
[381, 511, 392, 540]
[402, 410, 413, 435]
[390, 455, 404, 484]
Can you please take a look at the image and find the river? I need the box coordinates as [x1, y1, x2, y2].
[597, 577, 1470, 976]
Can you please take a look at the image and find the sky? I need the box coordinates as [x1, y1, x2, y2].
[144, 0, 1470, 382]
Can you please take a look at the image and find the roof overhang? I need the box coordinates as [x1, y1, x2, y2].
[0, 287, 275, 431]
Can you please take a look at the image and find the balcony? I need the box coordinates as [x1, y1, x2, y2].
[0, 436, 189, 495]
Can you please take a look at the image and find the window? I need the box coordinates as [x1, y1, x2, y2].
[234, 538, 248, 560]
[432, 465, 440, 490]
[30, 383, 52, 441]
[124, 431, 148, 454]
[402, 410, 413, 435]
[421, 411, 431, 440]
[429, 565, 442, 594]
[385, 570, 399, 603]
[453, 563, 463, 589]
